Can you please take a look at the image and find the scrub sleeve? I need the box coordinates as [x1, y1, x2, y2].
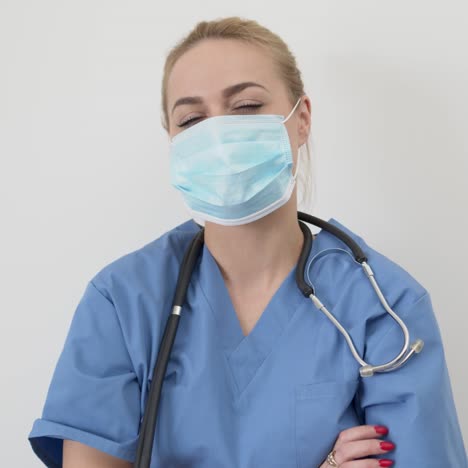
[357, 291, 468, 466]
[28, 280, 141, 467]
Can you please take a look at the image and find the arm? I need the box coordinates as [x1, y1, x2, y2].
[28, 280, 141, 466]
[358, 292, 467, 466]
[63, 440, 132, 468]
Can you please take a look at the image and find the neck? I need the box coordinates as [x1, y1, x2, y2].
[203, 195, 304, 290]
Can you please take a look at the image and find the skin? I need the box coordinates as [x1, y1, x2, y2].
[63, 439, 132, 467]
[63, 38, 395, 467]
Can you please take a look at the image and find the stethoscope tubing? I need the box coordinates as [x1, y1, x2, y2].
[134, 229, 204, 467]
[134, 211, 423, 467]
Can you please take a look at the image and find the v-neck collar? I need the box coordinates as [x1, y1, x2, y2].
[195, 220, 328, 399]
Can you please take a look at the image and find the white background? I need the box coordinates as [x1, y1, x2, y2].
[1, 1, 467, 465]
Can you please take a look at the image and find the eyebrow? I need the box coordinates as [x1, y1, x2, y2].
[170, 81, 269, 115]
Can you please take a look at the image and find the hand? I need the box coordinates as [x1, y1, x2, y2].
[318, 425, 395, 467]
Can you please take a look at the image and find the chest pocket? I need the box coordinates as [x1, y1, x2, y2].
[295, 378, 361, 468]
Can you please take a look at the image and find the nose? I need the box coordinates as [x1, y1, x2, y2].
[204, 102, 227, 119]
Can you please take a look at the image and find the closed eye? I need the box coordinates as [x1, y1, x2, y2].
[177, 103, 263, 128]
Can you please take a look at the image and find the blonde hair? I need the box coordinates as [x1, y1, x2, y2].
[160, 16, 315, 211]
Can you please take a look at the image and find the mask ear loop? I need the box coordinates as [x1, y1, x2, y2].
[282, 96, 303, 123]
[282, 96, 304, 180]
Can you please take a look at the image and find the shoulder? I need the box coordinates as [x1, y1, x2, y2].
[312, 216, 429, 322]
[89, 218, 201, 304]
[81, 218, 202, 372]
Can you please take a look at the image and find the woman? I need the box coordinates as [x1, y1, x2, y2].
[28, 16, 467, 468]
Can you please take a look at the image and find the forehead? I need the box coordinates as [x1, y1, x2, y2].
[167, 39, 281, 105]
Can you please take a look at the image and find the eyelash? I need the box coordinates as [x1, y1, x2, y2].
[177, 103, 263, 128]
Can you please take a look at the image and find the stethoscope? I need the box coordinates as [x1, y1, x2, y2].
[134, 211, 424, 467]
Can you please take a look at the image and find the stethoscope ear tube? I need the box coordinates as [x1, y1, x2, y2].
[134, 228, 205, 468]
[296, 211, 424, 378]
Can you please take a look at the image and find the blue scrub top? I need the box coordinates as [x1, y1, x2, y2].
[28, 217, 467, 467]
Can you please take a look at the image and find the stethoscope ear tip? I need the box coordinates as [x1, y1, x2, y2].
[359, 365, 374, 378]
[412, 339, 424, 353]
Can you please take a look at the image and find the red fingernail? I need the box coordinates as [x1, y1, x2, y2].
[380, 441, 395, 451]
[379, 460, 394, 467]
[374, 425, 389, 435]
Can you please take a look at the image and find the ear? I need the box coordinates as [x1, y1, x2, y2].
[297, 95, 312, 147]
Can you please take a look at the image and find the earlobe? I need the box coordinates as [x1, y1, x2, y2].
[299, 120, 311, 147]
[298, 127, 310, 147]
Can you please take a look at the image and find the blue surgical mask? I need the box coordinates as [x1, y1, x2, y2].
[169, 96, 303, 226]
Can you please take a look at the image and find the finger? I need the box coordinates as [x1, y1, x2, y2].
[340, 459, 394, 468]
[333, 438, 395, 465]
[335, 425, 389, 446]
[319, 455, 394, 468]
